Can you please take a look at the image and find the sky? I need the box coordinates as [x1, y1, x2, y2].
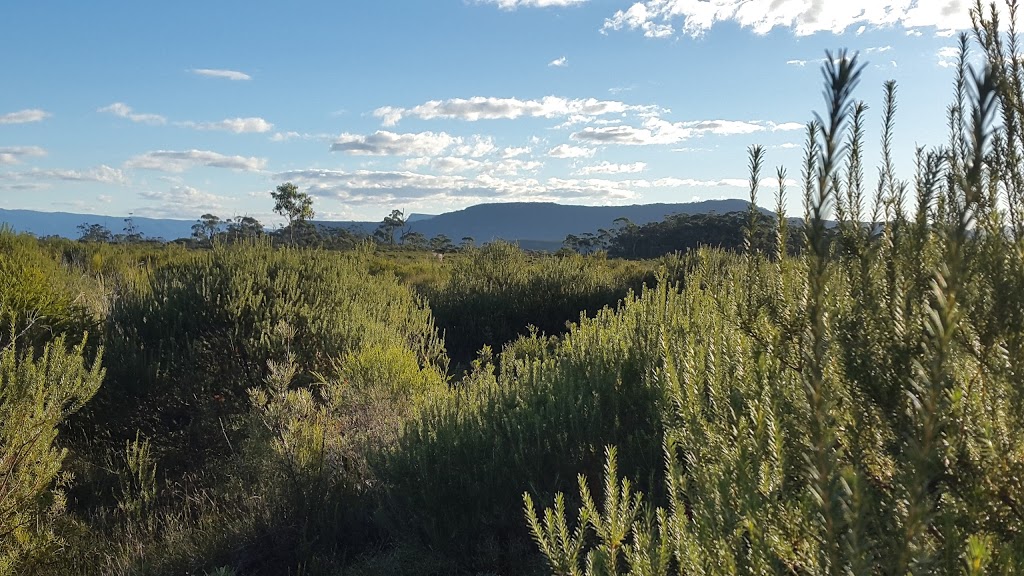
[0, 0, 999, 224]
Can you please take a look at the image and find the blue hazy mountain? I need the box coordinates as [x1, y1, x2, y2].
[1, 199, 755, 248]
[0, 209, 196, 241]
[321, 200, 755, 248]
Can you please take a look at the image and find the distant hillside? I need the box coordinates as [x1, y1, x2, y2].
[0, 199, 760, 246]
[0, 209, 196, 241]
[321, 199, 757, 246]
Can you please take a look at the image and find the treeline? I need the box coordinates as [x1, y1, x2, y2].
[76, 200, 468, 254]
[565, 210, 784, 259]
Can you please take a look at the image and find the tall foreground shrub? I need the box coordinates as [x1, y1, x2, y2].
[65, 241, 451, 575]
[526, 5, 1024, 574]
[90, 240, 448, 474]
[0, 336, 103, 575]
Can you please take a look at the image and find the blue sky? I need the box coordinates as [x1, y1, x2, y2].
[0, 0, 990, 224]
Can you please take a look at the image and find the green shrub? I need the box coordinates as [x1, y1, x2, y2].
[525, 18, 1024, 574]
[67, 241, 450, 575]
[0, 231, 101, 351]
[88, 240, 447, 473]
[0, 336, 103, 576]
[377, 273, 685, 571]
[422, 241, 655, 365]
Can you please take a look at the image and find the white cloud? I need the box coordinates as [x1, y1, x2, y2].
[549, 144, 596, 158]
[0, 109, 51, 125]
[98, 102, 167, 125]
[573, 117, 802, 145]
[401, 157, 432, 171]
[609, 85, 637, 94]
[0, 146, 47, 165]
[399, 157, 485, 174]
[770, 121, 804, 132]
[601, 2, 674, 37]
[125, 150, 267, 172]
[273, 167, 640, 208]
[374, 96, 660, 126]
[937, 45, 960, 68]
[331, 131, 461, 156]
[549, 56, 569, 67]
[602, 0, 996, 38]
[400, 155, 542, 176]
[47, 165, 127, 184]
[502, 146, 532, 158]
[576, 161, 647, 175]
[479, 0, 588, 9]
[0, 164, 127, 186]
[136, 185, 233, 218]
[99, 104, 270, 133]
[488, 158, 544, 175]
[453, 135, 497, 157]
[787, 59, 810, 67]
[270, 131, 332, 142]
[866, 45, 893, 53]
[182, 117, 274, 133]
[273, 165, 790, 210]
[190, 68, 252, 81]
[430, 157, 487, 173]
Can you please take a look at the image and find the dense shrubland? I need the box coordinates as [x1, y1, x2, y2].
[521, 4, 1024, 573]
[421, 241, 667, 366]
[1, 2, 1023, 575]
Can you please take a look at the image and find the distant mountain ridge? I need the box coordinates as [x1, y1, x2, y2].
[320, 200, 758, 250]
[1, 199, 757, 249]
[0, 209, 196, 241]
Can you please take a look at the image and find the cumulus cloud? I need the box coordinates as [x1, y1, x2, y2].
[429, 157, 486, 173]
[602, 2, 674, 37]
[46, 165, 127, 184]
[502, 146, 532, 158]
[488, 158, 544, 175]
[125, 150, 267, 172]
[549, 56, 569, 67]
[479, 0, 588, 9]
[576, 161, 647, 175]
[0, 164, 127, 186]
[374, 96, 660, 126]
[549, 144, 596, 158]
[181, 117, 274, 133]
[273, 167, 640, 208]
[937, 45, 960, 67]
[573, 117, 802, 145]
[99, 103, 270, 133]
[602, 0, 995, 38]
[190, 68, 252, 81]
[401, 155, 542, 176]
[453, 135, 497, 157]
[98, 102, 167, 125]
[136, 185, 233, 218]
[271, 165, 786, 210]
[0, 146, 47, 165]
[331, 131, 461, 156]
[0, 109, 51, 125]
